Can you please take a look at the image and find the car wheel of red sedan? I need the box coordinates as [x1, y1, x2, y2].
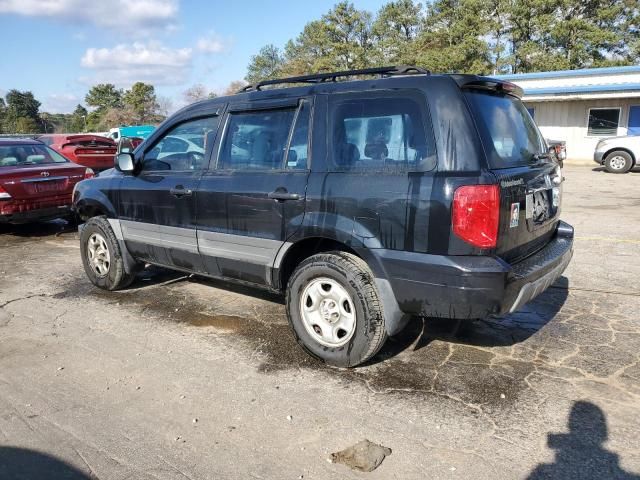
[80, 216, 136, 290]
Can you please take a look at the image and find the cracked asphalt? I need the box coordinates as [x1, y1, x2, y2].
[1, 165, 639, 479]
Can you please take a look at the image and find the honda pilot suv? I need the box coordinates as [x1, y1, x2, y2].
[73, 66, 573, 367]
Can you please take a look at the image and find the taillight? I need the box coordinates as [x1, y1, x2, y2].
[84, 168, 95, 179]
[452, 184, 500, 248]
[0, 185, 11, 199]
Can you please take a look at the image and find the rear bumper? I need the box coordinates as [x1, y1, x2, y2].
[372, 221, 574, 319]
[0, 204, 72, 223]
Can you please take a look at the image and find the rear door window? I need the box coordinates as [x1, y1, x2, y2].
[329, 91, 436, 172]
[465, 91, 546, 169]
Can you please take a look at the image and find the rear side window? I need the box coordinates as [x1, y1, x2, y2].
[329, 92, 436, 172]
[465, 91, 545, 168]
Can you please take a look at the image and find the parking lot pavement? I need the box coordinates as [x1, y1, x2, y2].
[0, 165, 639, 479]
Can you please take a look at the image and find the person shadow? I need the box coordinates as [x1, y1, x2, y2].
[527, 401, 640, 479]
[0, 446, 92, 479]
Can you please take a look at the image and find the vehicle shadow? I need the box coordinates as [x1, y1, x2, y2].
[527, 401, 640, 479]
[371, 276, 570, 364]
[592, 166, 640, 173]
[0, 218, 76, 238]
[0, 446, 91, 479]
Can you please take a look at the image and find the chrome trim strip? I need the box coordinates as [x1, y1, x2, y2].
[21, 176, 68, 183]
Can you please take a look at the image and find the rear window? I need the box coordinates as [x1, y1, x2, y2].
[465, 91, 546, 168]
[0, 144, 69, 167]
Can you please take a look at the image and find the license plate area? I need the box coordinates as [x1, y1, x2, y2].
[526, 188, 559, 229]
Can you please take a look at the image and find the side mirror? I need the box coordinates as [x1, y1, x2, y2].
[115, 153, 135, 173]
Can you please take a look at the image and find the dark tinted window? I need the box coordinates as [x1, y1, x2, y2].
[329, 93, 436, 172]
[0, 144, 68, 167]
[143, 117, 218, 172]
[219, 108, 296, 170]
[465, 91, 545, 168]
[588, 108, 619, 136]
[286, 101, 310, 169]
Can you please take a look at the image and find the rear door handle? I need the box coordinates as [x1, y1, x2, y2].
[268, 190, 300, 201]
[170, 186, 193, 198]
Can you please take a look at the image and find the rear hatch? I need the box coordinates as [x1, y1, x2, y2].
[0, 144, 86, 202]
[464, 87, 563, 263]
[63, 136, 116, 169]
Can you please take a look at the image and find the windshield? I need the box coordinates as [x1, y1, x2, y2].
[465, 91, 546, 168]
[0, 144, 69, 167]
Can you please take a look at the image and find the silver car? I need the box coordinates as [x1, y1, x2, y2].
[594, 135, 639, 173]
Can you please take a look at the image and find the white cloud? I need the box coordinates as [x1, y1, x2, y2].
[42, 93, 80, 113]
[0, 0, 179, 33]
[196, 32, 227, 54]
[80, 41, 193, 86]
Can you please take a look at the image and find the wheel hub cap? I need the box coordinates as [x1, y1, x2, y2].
[299, 277, 356, 347]
[87, 233, 110, 277]
[610, 156, 626, 169]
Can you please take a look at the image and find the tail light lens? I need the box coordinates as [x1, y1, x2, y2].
[84, 168, 95, 179]
[452, 184, 500, 248]
[0, 185, 11, 199]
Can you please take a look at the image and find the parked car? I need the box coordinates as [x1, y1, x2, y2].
[546, 139, 566, 167]
[73, 66, 574, 367]
[0, 138, 94, 224]
[594, 135, 639, 173]
[39, 134, 117, 172]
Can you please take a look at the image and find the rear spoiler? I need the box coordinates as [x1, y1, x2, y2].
[450, 74, 524, 98]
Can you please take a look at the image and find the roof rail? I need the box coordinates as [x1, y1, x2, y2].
[239, 65, 430, 92]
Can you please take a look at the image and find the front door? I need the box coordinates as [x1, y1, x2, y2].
[117, 116, 220, 272]
[196, 99, 311, 285]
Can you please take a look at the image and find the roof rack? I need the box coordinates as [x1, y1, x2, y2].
[240, 65, 430, 92]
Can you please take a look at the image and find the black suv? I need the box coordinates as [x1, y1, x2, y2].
[73, 66, 573, 367]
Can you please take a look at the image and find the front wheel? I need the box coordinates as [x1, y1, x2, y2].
[604, 151, 634, 174]
[80, 216, 137, 290]
[285, 252, 387, 368]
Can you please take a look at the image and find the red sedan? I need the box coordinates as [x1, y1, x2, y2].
[0, 139, 94, 224]
[39, 134, 117, 171]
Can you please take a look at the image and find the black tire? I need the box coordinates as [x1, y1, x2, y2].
[79, 216, 137, 291]
[285, 251, 387, 368]
[604, 150, 634, 174]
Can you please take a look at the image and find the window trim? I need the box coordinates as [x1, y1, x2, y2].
[586, 106, 621, 137]
[140, 114, 220, 174]
[326, 88, 437, 173]
[213, 99, 312, 173]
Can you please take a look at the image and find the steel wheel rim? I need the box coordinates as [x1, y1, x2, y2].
[299, 277, 356, 347]
[610, 156, 627, 170]
[87, 233, 110, 277]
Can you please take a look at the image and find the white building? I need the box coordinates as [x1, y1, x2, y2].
[496, 66, 640, 164]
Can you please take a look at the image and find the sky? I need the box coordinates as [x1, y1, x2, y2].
[0, 0, 389, 114]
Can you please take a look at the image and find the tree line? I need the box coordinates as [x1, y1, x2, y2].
[245, 0, 640, 84]
[0, 82, 166, 134]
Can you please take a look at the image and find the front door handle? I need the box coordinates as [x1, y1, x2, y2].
[268, 190, 300, 201]
[170, 186, 193, 198]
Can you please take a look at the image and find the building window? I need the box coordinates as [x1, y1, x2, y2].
[587, 108, 620, 136]
[526, 107, 535, 119]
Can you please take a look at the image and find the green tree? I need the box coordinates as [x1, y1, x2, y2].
[123, 82, 159, 124]
[85, 84, 123, 112]
[372, 0, 423, 64]
[245, 44, 284, 84]
[69, 104, 88, 132]
[15, 116, 39, 134]
[0, 98, 6, 134]
[415, 0, 492, 74]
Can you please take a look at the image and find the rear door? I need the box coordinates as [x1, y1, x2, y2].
[195, 98, 311, 284]
[464, 90, 563, 262]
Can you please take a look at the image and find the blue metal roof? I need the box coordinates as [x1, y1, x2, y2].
[523, 82, 640, 96]
[496, 65, 640, 81]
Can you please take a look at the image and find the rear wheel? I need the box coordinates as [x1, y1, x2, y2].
[80, 216, 137, 290]
[285, 252, 387, 368]
[604, 151, 633, 174]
